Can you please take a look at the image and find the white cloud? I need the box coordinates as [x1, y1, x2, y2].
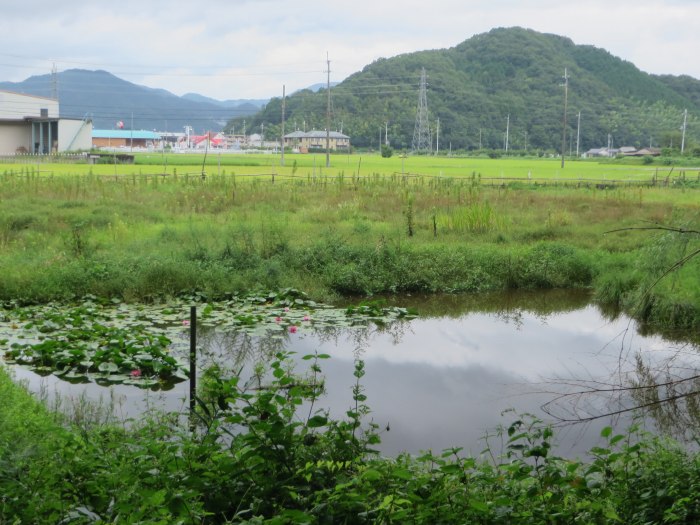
[1, 0, 699, 99]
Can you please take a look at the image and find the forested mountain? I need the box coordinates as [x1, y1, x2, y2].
[0, 69, 262, 132]
[228, 27, 700, 152]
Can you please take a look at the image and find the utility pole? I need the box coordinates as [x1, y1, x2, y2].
[51, 63, 58, 100]
[281, 85, 286, 166]
[385, 121, 389, 146]
[560, 68, 569, 168]
[478, 128, 482, 150]
[681, 108, 688, 154]
[505, 114, 510, 153]
[325, 53, 331, 168]
[576, 110, 581, 157]
[570, 134, 573, 157]
[130, 112, 134, 152]
[436, 117, 440, 154]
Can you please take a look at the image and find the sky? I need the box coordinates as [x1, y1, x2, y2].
[1, 0, 699, 101]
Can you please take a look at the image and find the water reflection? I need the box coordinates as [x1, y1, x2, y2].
[4, 291, 698, 457]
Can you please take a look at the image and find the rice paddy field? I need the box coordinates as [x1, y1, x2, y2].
[3, 151, 700, 183]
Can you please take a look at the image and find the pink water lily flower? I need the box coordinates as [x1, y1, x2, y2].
[303, 315, 311, 321]
[182, 320, 190, 326]
[275, 316, 282, 323]
[289, 326, 298, 333]
[130, 369, 142, 377]
[284, 307, 290, 312]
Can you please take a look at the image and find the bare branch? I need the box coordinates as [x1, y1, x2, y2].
[604, 224, 700, 236]
[542, 388, 700, 424]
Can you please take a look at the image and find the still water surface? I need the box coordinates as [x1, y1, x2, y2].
[9, 291, 692, 457]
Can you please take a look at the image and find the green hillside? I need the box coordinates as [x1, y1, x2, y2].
[227, 27, 700, 153]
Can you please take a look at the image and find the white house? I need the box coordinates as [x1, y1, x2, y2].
[0, 90, 92, 154]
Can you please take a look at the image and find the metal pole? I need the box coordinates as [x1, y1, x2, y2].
[576, 111, 581, 157]
[505, 114, 509, 153]
[436, 118, 440, 155]
[681, 108, 688, 154]
[326, 53, 331, 168]
[189, 306, 197, 417]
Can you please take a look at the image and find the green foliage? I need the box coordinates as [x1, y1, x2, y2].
[380, 144, 393, 158]
[2, 357, 700, 524]
[623, 228, 700, 333]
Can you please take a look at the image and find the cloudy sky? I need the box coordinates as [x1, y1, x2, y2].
[1, 0, 698, 100]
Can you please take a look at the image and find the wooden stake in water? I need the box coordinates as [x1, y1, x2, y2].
[189, 306, 197, 417]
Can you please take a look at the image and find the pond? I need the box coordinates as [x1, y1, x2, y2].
[3, 290, 697, 457]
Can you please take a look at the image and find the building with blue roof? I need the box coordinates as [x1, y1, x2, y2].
[92, 129, 161, 149]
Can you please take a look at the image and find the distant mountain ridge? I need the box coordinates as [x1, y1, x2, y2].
[229, 27, 700, 152]
[0, 69, 266, 132]
[181, 93, 267, 110]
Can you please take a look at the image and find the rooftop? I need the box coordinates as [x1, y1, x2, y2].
[93, 130, 161, 140]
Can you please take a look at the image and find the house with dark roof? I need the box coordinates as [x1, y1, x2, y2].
[625, 147, 662, 157]
[283, 130, 350, 152]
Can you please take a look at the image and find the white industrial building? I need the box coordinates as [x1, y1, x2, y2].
[0, 90, 92, 154]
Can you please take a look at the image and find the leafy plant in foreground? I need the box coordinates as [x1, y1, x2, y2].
[3, 352, 700, 523]
[189, 351, 380, 521]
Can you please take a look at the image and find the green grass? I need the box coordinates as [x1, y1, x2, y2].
[0, 159, 699, 330]
[3, 152, 700, 184]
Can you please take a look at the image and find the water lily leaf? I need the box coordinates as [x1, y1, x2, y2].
[98, 362, 119, 373]
[171, 370, 190, 381]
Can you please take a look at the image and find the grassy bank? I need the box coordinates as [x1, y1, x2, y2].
[1, 164, 699, 331]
